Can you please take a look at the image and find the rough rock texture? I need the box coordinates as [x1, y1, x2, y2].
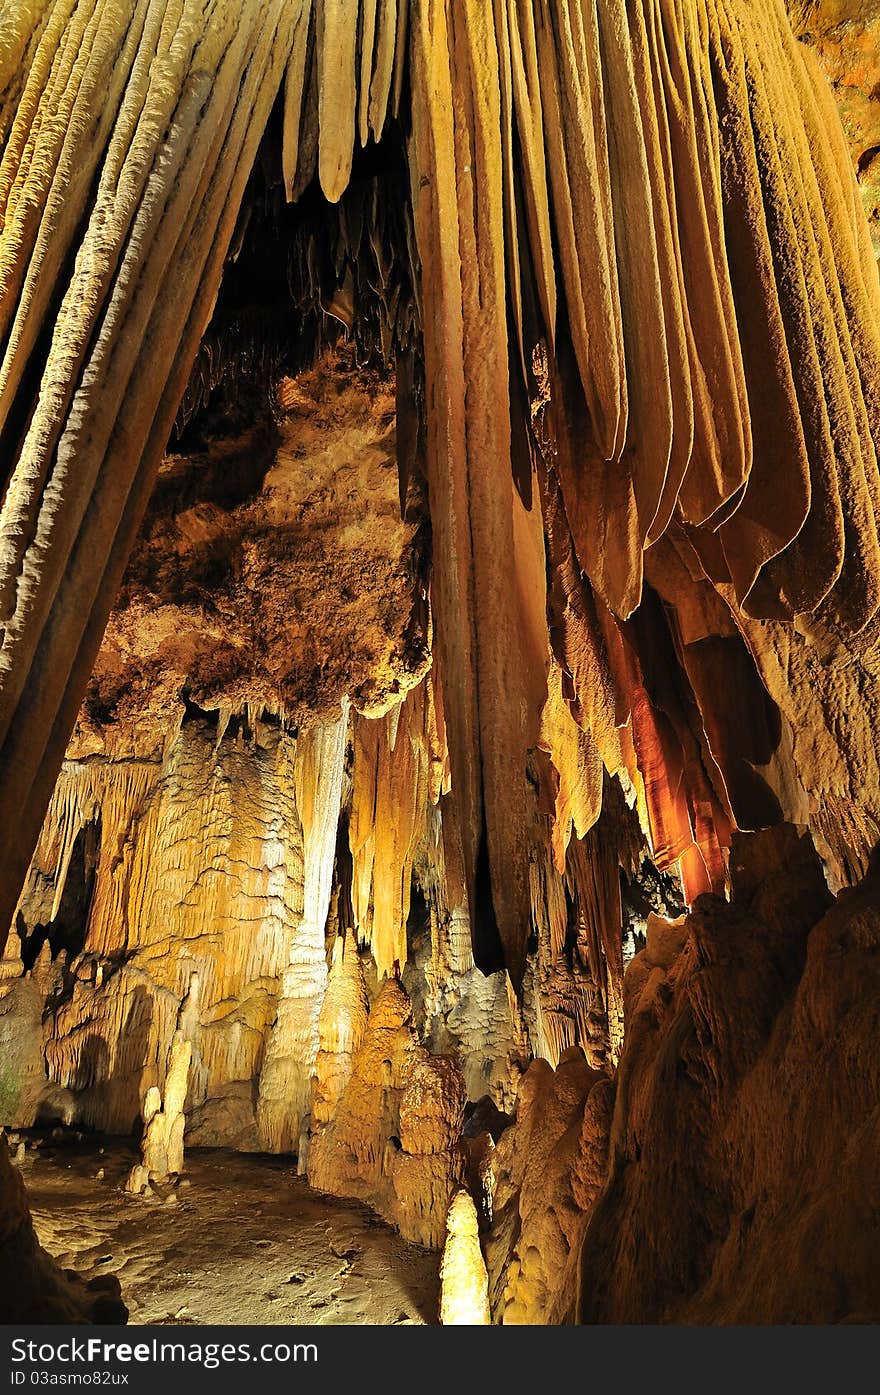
[3, 0, 880, 1322]
[11, 648, 621, 1177]
[73, 348, 427, 761]
[411, 903, 530, 1114]
[0, 932, 46, 1128]
[256, 703, 348, 1158]
[485, 1049, 613, 1325]
[578, 827, 880, 1323]
[790, 2, 880, 257]
[307, 978, 467, 1248]
[14, 719, 307, 1146]
[8, 0, 880, 995]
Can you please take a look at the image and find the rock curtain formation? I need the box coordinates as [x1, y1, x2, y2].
[0, 0, 302, 937]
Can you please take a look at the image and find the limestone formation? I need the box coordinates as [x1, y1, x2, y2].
[439, 1190, 490, 1325]
[789, 1, 880, 258]
[126, 1029, 192, 1196]
[485, 1049, 613, 1325]
[483, 826, 880, 1324]
[0, 0, 304, 940]
[257, 703, 348, 1158]
[312, 932, 370, 1129]
[15, 720, 306, 1142]
[577, 826, 880, 1323]
[415, 902, 530, 1114]
[5, 0, 880, 1015]
[9, 0, 873, 991]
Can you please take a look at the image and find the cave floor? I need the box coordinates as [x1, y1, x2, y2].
[20, 1137, 440, 1325]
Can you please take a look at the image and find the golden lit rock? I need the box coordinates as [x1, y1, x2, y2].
[439, 1189, 490, 1325]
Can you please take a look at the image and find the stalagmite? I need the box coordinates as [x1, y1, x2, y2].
[0, 928, 22, 991]
[312, 932, 370, 1127]
[125, 1029, 192, 1195]
[308, 977, 468, 1247]
[439, 1189, 491, 1325]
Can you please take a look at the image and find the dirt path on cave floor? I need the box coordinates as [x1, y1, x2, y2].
[20, 1137, 440, 1326]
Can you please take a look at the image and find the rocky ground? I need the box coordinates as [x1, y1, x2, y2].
[15, 1135, 439, 1326]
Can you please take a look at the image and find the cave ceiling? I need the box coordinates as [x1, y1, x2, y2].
[4, 0, 878, 980]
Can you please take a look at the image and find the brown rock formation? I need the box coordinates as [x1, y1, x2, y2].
[486, 1049, 613, 1325]
[72, 347, 427, 761]
[125, 1029, 192, 1196]
[484, 826, 880, 1324]
[578, 826, 880, 1323]
[311, 932, 371, 1129]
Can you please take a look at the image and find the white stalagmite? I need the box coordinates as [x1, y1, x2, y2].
[126, 1028, 192, 1194]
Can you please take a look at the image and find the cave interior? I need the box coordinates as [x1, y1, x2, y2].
[0, 0, 880, 1327]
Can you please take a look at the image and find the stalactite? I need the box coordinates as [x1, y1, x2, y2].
[3, 6, 880, 1326]
[0, 0, 302, 940]
[485, 1049, 613, 1324]
[17, 759, 160, 944]
[349, 679, 438, 976]
[13, 718, 305, 1138]
[408, 0, 551, 986]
